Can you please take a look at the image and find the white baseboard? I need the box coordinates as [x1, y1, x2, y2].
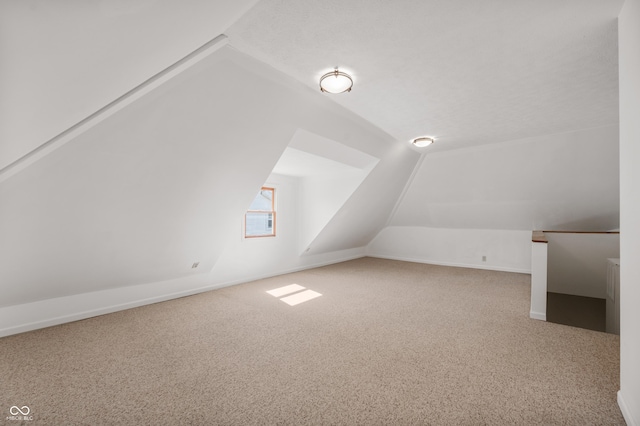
[0, 251, 365, 338]
[368, 254, 531, 274]
[619, 390, 638, 426]
[529, 311, 547, 321]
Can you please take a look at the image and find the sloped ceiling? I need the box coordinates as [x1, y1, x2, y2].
[272, 147, 364, 177]
[390, 125, 620, 231]
[2, 0, 623, 163]
[0, 1, 624, 307]
[0, 0, 259, 170]
[226, 0, 622, 233]
[0, 47, 290, 305]
[227, 0, 624, 153]
[0, 45, 418, 307]
[272, 129, 383, 253]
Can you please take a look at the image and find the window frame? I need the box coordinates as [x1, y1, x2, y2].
[244, 186, 276, 239]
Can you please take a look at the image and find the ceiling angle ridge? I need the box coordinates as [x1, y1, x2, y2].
[380, 151, 427, 230]
[427, 123, 620, 160]
[0, 34, 230, 184]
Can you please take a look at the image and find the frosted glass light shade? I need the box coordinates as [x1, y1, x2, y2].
[412, 137, 435, 147]
[319, 69, 353, 93]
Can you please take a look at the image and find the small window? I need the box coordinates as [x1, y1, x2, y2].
[245, 187, 276, 238]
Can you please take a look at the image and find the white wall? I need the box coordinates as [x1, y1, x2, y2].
[368, 125, 619, 275]
[0, 46, 296, 307]
[546, 233, 620, 299]
[299, 170, 370, 252]
[210, 173, 366, 285]
[272, 129, 381, 253]
[298, 141, 420, 256]
[0, 171, 369, 338]
[211, 173, 302, 284]
[530, 241, 548, 320]
[0, 44, 420, 335]
[367, 226, 531, 273]
[618, 0, 640, 423]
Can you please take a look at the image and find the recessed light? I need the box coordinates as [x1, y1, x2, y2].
[319, 68, 353, 94]
[411, 136, 435, 147]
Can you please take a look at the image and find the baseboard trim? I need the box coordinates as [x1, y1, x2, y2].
[618, 390, 638, 426]
[0, 276, 217, 338]
[529, 311, 547, 321]
[0, 252, 365, 338]
[367, 254, 531, 274]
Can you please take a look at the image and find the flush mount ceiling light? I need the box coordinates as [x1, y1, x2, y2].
[319, 68, 353, 94]
[411, 136, 435, 147]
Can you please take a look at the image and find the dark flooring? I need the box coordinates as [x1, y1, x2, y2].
[547, 292, 606, 332]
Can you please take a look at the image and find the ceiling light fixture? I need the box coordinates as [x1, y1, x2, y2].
[411, 136, 435, 147]
[319, 68, 353, 94]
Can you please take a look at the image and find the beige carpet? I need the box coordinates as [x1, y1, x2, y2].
[0, 258, 623, 425]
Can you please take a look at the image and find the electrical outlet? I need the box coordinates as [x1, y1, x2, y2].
[192, 262, 200, 269]
[482, 256, 486, 262]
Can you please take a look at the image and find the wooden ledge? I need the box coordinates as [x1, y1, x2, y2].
[532, 231, 547, 243]
[532, 230, 620, 243]
[541, 230, 619, 234]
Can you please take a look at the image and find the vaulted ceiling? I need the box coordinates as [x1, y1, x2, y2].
[0, 0, 625, 329]
[0, 0, 259, 171]
[227, 0, 623, 153]
[1, 0, 624, 171]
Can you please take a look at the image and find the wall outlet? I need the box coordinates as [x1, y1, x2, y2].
[482, 256, 486, 262]
[192, 262, 200, 269]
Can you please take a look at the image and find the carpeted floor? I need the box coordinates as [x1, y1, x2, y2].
[0, 258, 623, 425]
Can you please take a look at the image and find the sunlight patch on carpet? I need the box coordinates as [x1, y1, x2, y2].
[266, 284, 306, 297]
[280, 290, 322, 306]
[267, 284, 322, 306]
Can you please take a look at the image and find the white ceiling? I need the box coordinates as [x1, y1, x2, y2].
[0, 0, 259, 170]
[0, 1, 625, 312]
[391, 125, 620, 231]
[1, 1, 624, 167]
[272, 147, 362, 177]
[226, 0, 624, 153]
[272, 128, 380, 177]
